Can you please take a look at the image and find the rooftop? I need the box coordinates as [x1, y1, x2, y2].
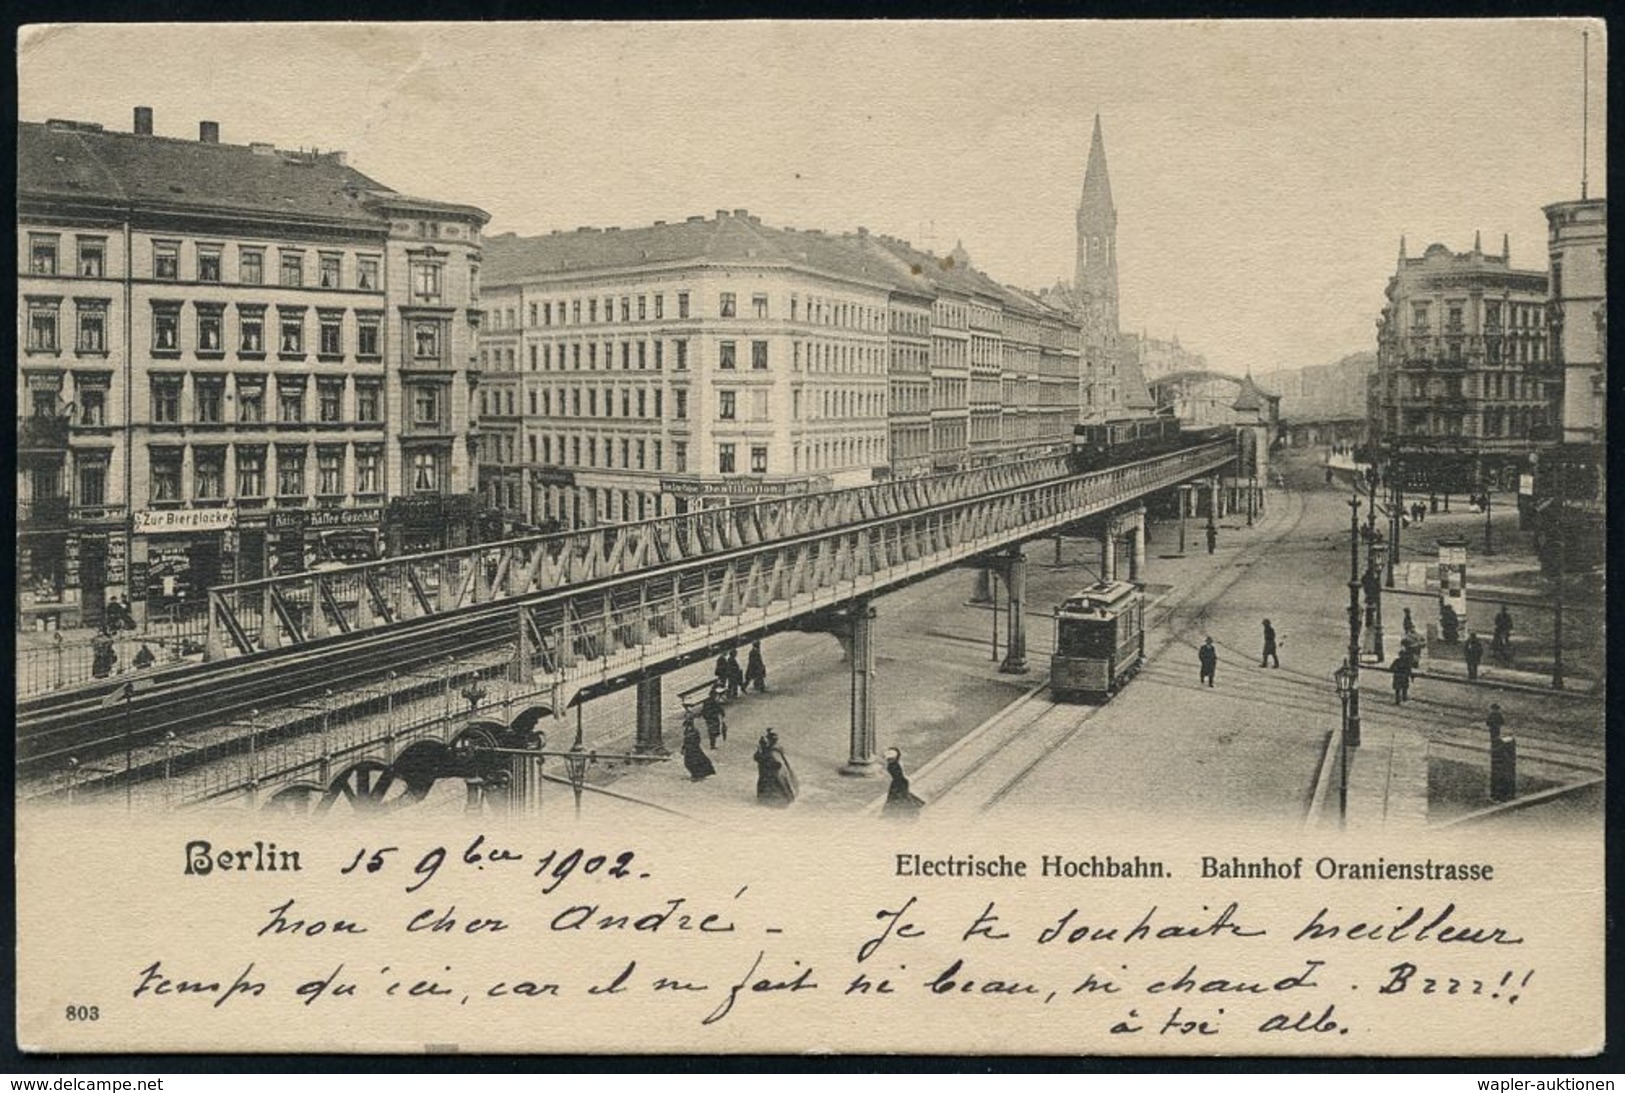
[19, 113, 487, 227]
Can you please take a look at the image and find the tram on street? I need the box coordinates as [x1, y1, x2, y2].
[1050, 580, 1146, 701]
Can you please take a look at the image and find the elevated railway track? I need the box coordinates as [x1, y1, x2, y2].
[18, 442, 1234, 796]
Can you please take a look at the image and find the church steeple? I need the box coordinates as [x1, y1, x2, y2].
[1075, 113, 1120, 340]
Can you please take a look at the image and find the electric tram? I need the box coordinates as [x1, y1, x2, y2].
[1050, 580, 1146, 701]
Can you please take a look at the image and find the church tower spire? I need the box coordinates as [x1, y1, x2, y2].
[1075, 113, 1120, 339]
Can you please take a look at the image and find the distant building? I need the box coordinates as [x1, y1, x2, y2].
[17, 109, 488, 630]
[1371, 235, 1552, 493]
[1122, 331, 1209, 383]
[1268, 352, 1376, 449]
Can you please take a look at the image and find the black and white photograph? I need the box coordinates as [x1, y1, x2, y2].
[12, 20, 1608, 1059]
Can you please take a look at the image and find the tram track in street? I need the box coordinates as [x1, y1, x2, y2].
[918, 485, 1311, 813]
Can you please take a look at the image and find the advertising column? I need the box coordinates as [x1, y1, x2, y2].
[1436, 535, 1468, 646]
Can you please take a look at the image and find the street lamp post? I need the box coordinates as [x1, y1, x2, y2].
[1334, 660, 1355, 826]
[1552, 459, 1566, 690]
[1386, 452, 1402, 589]
[1344, 492, 1363, 755]
[1364, 466, 1385, 663]
[1484, 488, 1494, 556]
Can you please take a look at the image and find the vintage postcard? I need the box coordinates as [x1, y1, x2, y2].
[13, 20, 1606, 1057]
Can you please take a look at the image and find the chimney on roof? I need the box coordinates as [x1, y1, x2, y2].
[686, 216, 704, 224]
[733, 208, 748, 218]
[653, 220, 666, 226]
[250, 142, 275, 156]
[716, 209, 730, 219]
[134, 106, 153, 135]
[857, 226, 869, 237]
[199, 120, 220, 144]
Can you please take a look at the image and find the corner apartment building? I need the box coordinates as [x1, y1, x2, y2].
[17, 109, 487, 630]
[478, 212, 1097, 527]
[1371, 236, 1552, 493]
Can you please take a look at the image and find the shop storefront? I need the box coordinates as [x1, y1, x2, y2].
[130, 507, 237, 627]
[386, 494, 478, 556]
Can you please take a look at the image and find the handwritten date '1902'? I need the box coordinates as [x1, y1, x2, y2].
[339, 836, 641, 895]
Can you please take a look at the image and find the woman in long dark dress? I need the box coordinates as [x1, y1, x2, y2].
[883, 747, 925, 816]
[681, 715, 716, 781]
[753, 728, 797, 806]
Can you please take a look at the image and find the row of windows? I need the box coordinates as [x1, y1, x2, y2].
[22, 298, 387, 359]
[493, 289, 890, 332]
[501, 431, 886, 478]
[146, 373, 384, 426]
[26, 232, 387, 291]
[146, 443, 384, 502]
[1408, 300, 1547, 332]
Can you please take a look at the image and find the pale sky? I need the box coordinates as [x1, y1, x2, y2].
[19, 20, 1607, 374]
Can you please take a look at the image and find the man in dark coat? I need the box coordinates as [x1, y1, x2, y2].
[1492, 605, 1514, 662]
[1392, 651, 1413, 704]
[1205, 523, 1218, 555]
[701, 685, 727, 748]
[1198, 638, 1217, 688]
[132, 643, 157, 670]
[1486, 702, 1506, 743]
[1464, 632, 1484, 682]
[1261, 619, 1279, 668]
[714, 651, 731, 692]
[724, 650, 744, 700]
[744, 641, 767, 694]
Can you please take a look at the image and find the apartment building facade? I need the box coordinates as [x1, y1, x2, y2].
[1372, 235, 1552, 493]
[17, 109, 486, 630]
[478, 212, 1097, 527]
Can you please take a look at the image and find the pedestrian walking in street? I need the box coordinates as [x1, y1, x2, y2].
[680, 714, 716, 781]
[1260, 619, 1280, 668]
[745, 640, 767, 694]
[754, 728, 798, 807]
[1198, 637, 1217, 688]
[1402, 607, 1417, 637]
[883, 747, 925, 817]
[1464, 632, 1484, 682]
[1486, 702, 1506, 743]
[701, 684, 727, 748]
[724, 650, 744, 700]
[1205, 524, 1218, 555]
[1391, 651, 1413, 704]
[91, 627, 118, 679]
[1492, 605, 1514, 662]
[132, 643, 156, 671]
[714, 650, 731, 692]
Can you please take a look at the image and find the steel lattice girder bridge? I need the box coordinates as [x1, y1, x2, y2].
[226, 440, 1230, 699]
[510, 440, 1231, 703]
[205, 451, 1080, 660]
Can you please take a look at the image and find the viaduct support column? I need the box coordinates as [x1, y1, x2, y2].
[635, 676, 667, 754]
[1130, 505, 1147, 582]
[841, 599, 880, 776]
[507, 731, 543, 817]
[1100, 524, 1118, 582]
[998, 551, 1028, 674]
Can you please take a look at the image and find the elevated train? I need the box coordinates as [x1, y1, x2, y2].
[1069, 414, 1232, 475]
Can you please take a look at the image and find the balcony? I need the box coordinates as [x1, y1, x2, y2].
[18, 496, 70, 530]
[18, 415, 71, 452]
